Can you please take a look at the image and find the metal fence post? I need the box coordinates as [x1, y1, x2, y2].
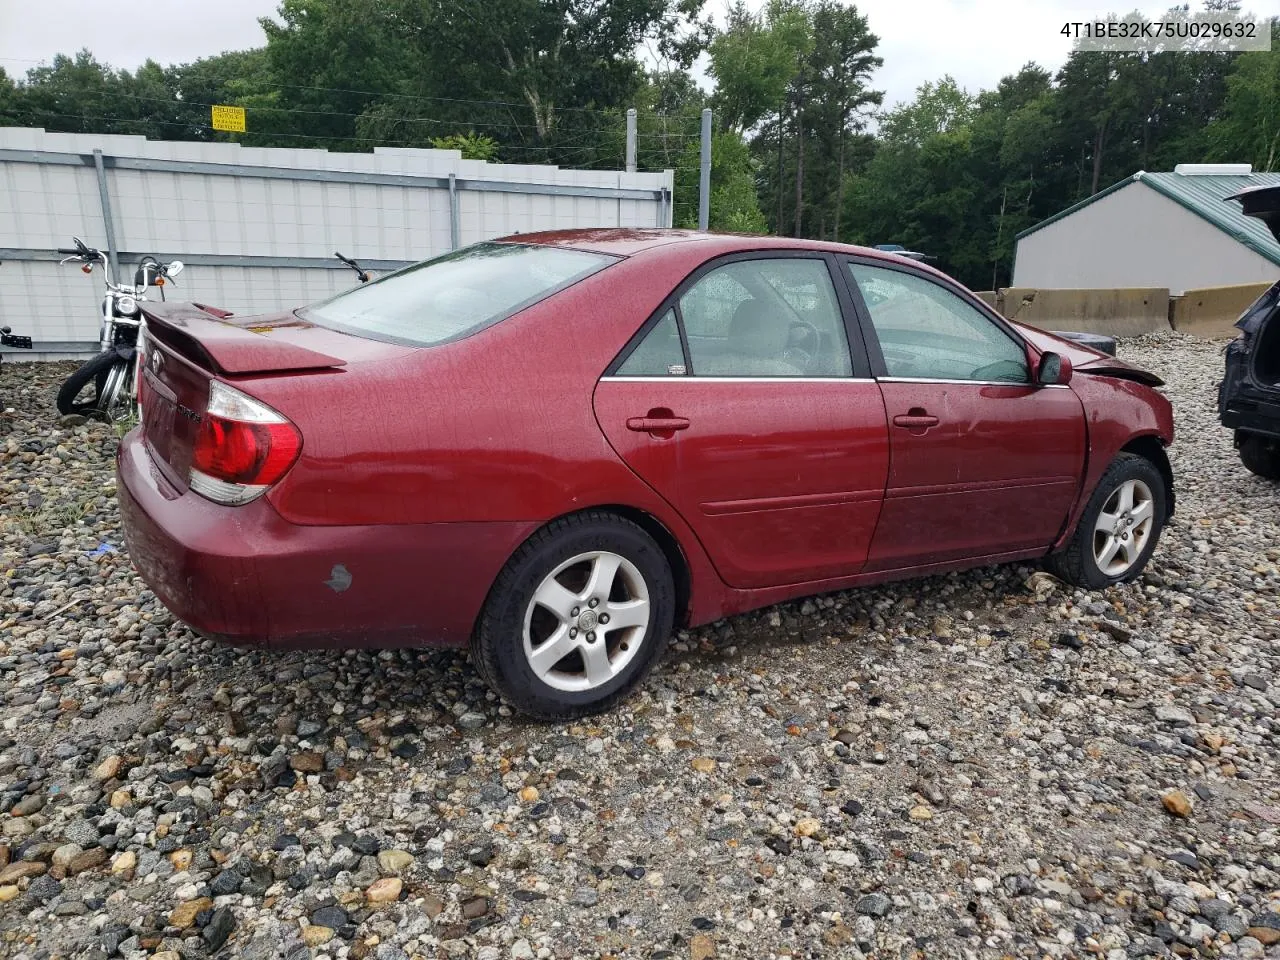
[92, 149, 120, 284]
[698, 109, 711, 231]
[626, 109, 637, 174]
[448, 173, 460, 250]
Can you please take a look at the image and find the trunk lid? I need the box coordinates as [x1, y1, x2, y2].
[139, 302, 349, 375]
[138, 302, 412, 492]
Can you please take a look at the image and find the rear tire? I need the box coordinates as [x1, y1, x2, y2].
[471, 511, 675, 720]
[1238, 431, 1280, 481]
[1045, 453, 1167, 589]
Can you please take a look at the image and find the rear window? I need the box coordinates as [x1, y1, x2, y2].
[298, 242, 617, 347]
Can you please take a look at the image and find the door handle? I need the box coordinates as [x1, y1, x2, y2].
[626, 416, 690, 433]
[892, 412, 939, 429]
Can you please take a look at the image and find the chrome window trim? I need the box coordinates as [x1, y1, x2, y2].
[879, 376, 1032, 387]
[601, 375, 1068, 387]
[880, 376, 1072, 389]
[600, 376, 877, 384]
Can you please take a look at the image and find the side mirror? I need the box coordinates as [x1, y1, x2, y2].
[166, 260, 185, 278]
[1037, 351, 1073, 386]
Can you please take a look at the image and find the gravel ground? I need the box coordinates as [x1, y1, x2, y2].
[0, 335, 1277, 960]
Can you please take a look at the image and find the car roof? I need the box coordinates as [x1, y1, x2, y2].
[494, 228, 938, 270]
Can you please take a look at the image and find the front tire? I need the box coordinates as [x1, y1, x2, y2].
[1045, 453, 1167, 589]
[56, 351, 134, 421]
[471, 512, 675, 720]
[1237, 431, 1280, 481]
[56, 351, 116, 416]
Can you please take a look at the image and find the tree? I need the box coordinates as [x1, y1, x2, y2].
[805, 2, 882, 238]
[0, 68, 20, 125]
[708, 0, 880, 237]
[707, 0, 810, 134]
[258, 0, 414, 147]
[880, 77, 975, 147]
[389, 0, 708, 143]
[1208, 20, 1280, 169]
[673, 132, 766, 232]
[166, 49, 280, 145]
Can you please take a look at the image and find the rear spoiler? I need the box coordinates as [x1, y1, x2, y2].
[140, 302, 346, 376]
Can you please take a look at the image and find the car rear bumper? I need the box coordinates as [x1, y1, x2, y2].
[116, 429, 537, 648]
[1220, 382, 1280, 440]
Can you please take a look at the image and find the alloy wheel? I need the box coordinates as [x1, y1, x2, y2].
[1092, 478, 1155, 577]
[522, 551, 651, 693]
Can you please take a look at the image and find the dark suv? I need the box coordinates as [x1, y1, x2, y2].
[1220, 185, 1280, 480]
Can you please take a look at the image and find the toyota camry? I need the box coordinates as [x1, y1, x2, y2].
[119, 230, 1175, 718]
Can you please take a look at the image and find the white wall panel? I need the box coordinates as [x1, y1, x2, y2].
[0, 128, 673, 353]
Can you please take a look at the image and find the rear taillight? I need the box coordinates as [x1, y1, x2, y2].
[189, 381, 301, 505]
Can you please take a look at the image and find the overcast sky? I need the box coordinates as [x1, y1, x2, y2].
[2, 0, 1278, 113]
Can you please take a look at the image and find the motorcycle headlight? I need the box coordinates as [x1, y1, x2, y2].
[116, 295, 138, 316]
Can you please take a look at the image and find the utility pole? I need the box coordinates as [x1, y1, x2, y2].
[698, 108, 712, 231]
[625, 108, 637, 174]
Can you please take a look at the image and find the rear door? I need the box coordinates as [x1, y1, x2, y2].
[841, 258, 1086, 571]
[593, 253, 889, 590]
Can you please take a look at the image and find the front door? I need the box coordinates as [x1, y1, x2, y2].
[593, 255, 890, 589]
[843, 260, 1086, 571]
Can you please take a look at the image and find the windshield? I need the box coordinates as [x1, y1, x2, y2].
[298, 242, 618, 347]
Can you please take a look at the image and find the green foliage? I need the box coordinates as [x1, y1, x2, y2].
[879, 77, 974, 146]
[673, 132, 767, 232]
[430, 131, 500, 161]
[718, 0, 882, 238]
[708, 0, 812, 133]
[1208, 21, 1280, 170]
[838, 9, 1277, 289]
[2, 0, 1278, 294]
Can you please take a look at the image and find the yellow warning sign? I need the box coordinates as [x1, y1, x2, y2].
[211, 105, 246, 133]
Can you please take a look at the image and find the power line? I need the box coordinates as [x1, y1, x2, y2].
[0, 55, 708, 127]
[77, 88, 704, 141]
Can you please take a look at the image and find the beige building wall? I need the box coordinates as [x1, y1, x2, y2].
[1013, 181, 1278, 295]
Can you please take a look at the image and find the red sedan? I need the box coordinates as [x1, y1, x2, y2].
[119, 230, 1175, 718]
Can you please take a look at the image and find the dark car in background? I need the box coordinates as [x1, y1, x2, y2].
[1221, 186, 1280, 480]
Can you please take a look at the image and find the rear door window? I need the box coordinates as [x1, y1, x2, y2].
[615, 257, 853, 378]
[299, 242, 617, 347]
[680, 259, 852, 377]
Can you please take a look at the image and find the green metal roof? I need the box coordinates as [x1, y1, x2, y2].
[1016, 169, 1280, 268]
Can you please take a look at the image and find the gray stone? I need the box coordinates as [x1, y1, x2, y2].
[209, 869, 242, 896]
[854, 893, 892, 918]
[26, 874, 62, 904]
[202, 907, 236, 951]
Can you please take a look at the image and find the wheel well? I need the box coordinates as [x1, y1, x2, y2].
[1121, 435, 1175, 518]
[548, 505, 693, 630]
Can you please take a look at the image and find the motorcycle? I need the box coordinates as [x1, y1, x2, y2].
[55, 238, 184, 421]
